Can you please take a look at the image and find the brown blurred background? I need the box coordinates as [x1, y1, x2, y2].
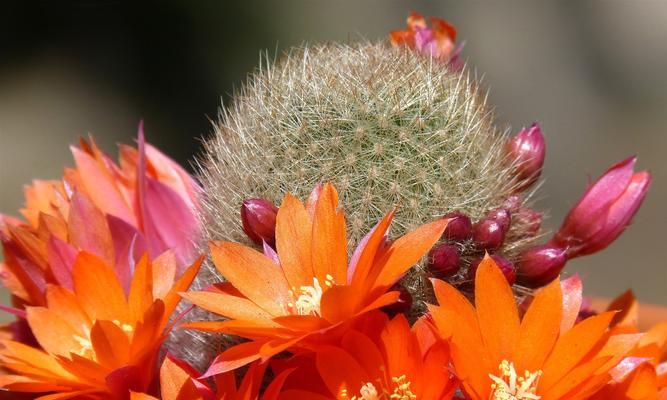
[1, 1, 666, 315]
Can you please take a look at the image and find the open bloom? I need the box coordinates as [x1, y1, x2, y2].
[130, 355, 290, 400]
[0, 251, 201, 398]
[0, 125, 200, 310]
[390, 11, 463, 66]
[428, 255, 640, 400]
[552, 156, 651, 258]
[278, 311, 457, 400]
[592, 291, 667, 399]
[182, 183, 448, 376]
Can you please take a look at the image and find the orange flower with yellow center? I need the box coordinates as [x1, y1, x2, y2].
[428, 255, 641, 400]
[277, 312, 457, 400]
[0, 251, 201, 398]
[182, 183, 448, 376]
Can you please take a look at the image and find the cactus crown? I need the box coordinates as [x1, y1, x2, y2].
[201, 41, 532, 240]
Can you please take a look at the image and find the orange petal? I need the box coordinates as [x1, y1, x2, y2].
[350, 210, 395, 290]
[540, 311, 615, 391]
[541, 356, 611, 400]
[340, 330, 384, 379]
[161, 256, 202, 324]
[159, 355, 202, 400]
[606, 289, 638, 327]
[430, 278, 479, 340]
[72, 252, 128, 322]
[371, 218, 448, 292]
[127, 254, 154, 323]
[151, 250, 177, 301]
[560, 274, 583, 333]
[90, 320, 131, 369]
[26, 307, 83, 358]
[180, 287, 275, 325]
[130, 393, 159, 400]
[316, 345, 371, 398]
[311, 182, 347, 285]
[70, 146, 135, 225]
[203, 341, 264, 377]
[474, 255, 520, 364]
[275, 193, 313, 289]
[515, 278, 562, 373]
[210, 241, 290, 317]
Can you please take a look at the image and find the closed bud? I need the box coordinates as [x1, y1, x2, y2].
[473, 218, 506, 250]
[381, 284, 413, 317]
[507, 122, 545, 189]
[240, 198, 278, 246]
[553, 157, 651, 258]
[428, 243, 460, 277]
[515, 207, 542, 237]
[486, 207, 511, 234]
[516, 244, 567, 287]
[469, 255, 516, 285]
[442, 212, 472, 241]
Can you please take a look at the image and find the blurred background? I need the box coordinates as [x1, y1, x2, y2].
[1, 1, 665, 313]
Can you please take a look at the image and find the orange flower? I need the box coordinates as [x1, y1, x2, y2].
[592, 290, 667, 399]
[278, 311, 457, 400]
[428, 255, 640, 400]
[182, 183, 448, 376]
[130, 354, 290, 400]
[0, 251, 201, 398]
[0, 125, 200, 310]
[390, 11, 462, 65]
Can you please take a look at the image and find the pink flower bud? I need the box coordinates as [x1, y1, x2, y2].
[442, 212, 472, 241]
[503, 195, 520, 212]
[486, 208, 511, 234]
[240, 198, 278, 246]
[381, 284, 413, 317]
[553, 157, 651, 258]
[516, 244, 567, 287]
[473, 218, 506, 250]
[427, 243, 460, 277]
[507, 122, 545, 188]
[469, 255, 516, 285]
[515, 208, 542, 237]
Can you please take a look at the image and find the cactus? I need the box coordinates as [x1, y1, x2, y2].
[173, 41, 543, 369]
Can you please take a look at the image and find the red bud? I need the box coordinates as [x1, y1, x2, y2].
[240, 198, 278, 246]
[442, 212, 472, 241]
[473, 218, 506, 250]
[381, 284, 413, 317]
[507, 122, 545, 189]
[515, 208, 542, 237]
[427, 243, 460, 277]
[486, 208, 511, 234]
[516, 244, 567, 287]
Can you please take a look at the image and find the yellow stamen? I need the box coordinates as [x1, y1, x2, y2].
[289, 275, 335, 316]
[489, 360, 542, 400]
[345, 376, 416, 400]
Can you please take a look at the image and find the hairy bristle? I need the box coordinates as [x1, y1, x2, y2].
[170, 41, 543, 369]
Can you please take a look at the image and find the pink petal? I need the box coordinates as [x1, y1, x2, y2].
[46, 236, 77, 290]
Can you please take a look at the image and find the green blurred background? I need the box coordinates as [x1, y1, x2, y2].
[1, 1, 666, 318]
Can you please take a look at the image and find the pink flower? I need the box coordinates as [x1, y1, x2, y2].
[390, 11, 464, 68]
[553, 156, 651, 258]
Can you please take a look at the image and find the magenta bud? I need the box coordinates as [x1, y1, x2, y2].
[516, 244, 567, 287]
[553, 157, 651, 258]
[381, 284, 413, 317]
[473, 218, 506, 250]
[486, 208, 511, 234]
[507, 122, 546, 188]
[442, 212, 473, 241]
[469, 255, 516, 285]
[241, 198, 278, 246]
[428, 243, 461, 277]
[503, 195, 520, 212]
[515, 208, 542, 237]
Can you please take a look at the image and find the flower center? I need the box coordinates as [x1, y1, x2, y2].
[342, 375, 417, 400]
[287, 275, 334, 316]
[489, 360, 542, 400]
